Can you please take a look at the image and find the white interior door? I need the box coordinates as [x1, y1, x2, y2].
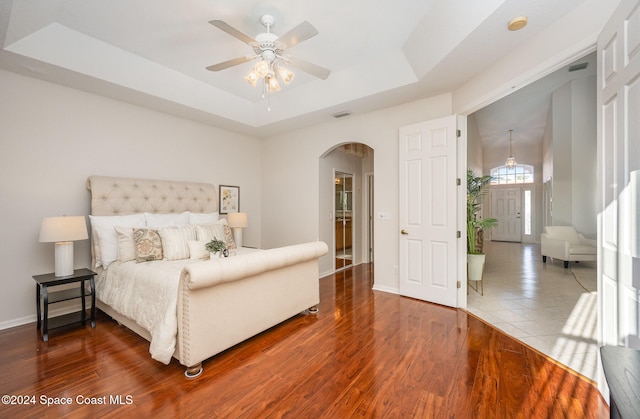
[597, 0, 640, 357]
[399, 116, 458, 307]
[491, 187, 522, 242]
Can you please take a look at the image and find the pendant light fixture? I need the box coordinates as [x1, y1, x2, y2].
[505, 129, 517, 169]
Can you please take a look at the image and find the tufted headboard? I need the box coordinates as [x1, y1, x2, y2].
[87, 176, 218, 216]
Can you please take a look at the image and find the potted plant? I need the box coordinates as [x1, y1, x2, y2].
[467, 169, 498, 282]
[205, 238, 227, 258]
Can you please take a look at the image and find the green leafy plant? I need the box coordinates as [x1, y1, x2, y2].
[467, 169, 498, 255]
[205, 238, 226, 253]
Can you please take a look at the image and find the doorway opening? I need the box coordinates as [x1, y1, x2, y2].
[319, 142, 374, 275]
[465, 52, 598, 380]
[335, 171, 354, 270]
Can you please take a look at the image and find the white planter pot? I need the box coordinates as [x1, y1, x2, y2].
[467, 253, 485, 281]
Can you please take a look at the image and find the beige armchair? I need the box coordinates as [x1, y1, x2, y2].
[541, 226, 597, 268]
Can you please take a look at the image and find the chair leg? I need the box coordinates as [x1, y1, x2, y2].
[564, 261, 569, 269]
[542, 255, 547, 263]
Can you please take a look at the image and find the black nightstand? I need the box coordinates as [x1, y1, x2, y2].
[32, 268, 96, 342]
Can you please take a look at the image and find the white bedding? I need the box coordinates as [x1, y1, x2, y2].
[96, 248, 258, 364]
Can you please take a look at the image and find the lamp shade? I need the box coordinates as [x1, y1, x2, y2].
[227, 212, 248, 228]
[39, 216, 88, 243]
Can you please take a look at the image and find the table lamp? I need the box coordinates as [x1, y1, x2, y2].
[227, 212, 248, 248]
[39, 216, 88, 277]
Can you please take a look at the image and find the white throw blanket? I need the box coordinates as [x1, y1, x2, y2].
[95, 248, 259, 364]
[97, 259, 198, 364]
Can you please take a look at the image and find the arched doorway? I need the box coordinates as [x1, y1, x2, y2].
[319, 143, 374, 273]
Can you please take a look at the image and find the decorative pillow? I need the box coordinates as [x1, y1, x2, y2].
[89, 213, 146, 268]
[145, 212, 190, 228]
[158, 225, 196, 261]
[187, 240, 209, 260]
[190, 212, 220, 224]
[114, 226, 136, 262]
[223, 223, 237, 250]
[195, 220, 226, 242]
[133, 228, 163, 262]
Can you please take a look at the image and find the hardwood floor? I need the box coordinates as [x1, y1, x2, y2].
[0, 263, 608, 418]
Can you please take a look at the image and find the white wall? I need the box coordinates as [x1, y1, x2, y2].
[261, 94, 453, 292]
[571, 76, 597, 238]
[466, 114, 483, 175]
[0, 69, 262, 328]
[551, 82, 574, 226]
[545, 76, 597, 238]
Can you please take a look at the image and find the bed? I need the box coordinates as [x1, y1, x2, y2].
[86, 175, 328, 378]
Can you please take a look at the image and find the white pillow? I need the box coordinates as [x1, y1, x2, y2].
[145, 212, 190, 228]
[190, 212, 220, 224]
[89, 213, 145, 268]
[188, 240, 209, 260]
[158, 225, 196, 260]
[114, 226, 136, 263]
[195, 220, 226, 242]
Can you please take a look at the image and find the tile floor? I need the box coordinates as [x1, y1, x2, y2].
[466, 241, 598, 381]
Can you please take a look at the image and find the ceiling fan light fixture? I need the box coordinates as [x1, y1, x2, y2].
[278, 66, 295, 84]
[254, 60, 270, 78]
[207, 15, 330, 110]
[244, 71, 258, 87]
[268, 75, 281, 92]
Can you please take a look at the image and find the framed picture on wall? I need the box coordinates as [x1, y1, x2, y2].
[219, 185, 239, 214]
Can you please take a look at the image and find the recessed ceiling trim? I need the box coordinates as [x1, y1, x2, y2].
[6, 23, 259, 125]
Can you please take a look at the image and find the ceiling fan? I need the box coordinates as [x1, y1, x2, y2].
[206, 14, 331, 89]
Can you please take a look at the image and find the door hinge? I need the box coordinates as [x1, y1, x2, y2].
[457, 178, 461, 186]
[457, 281, 461, 289]
[457, 231, 461, 238]
[457, 129, 461, 138]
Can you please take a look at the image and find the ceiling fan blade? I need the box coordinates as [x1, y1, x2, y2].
[206, 56, 254, 72]
[288, 57, 330, 80]
[277, 21, 318, 48]
[209, 20, 255, 45]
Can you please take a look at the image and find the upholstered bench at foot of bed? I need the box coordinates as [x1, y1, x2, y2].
[175, 241, 328, 377]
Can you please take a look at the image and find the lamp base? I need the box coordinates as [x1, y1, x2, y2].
[232, 228, 243, 248]
[54, 241, 74, 277]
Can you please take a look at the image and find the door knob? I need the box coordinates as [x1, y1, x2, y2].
[401, 229, 408, 235]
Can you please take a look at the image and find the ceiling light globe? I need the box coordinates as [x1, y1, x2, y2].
[278, 66, 294, 84]
[506, 157, 517, 169]
[268, 76, 281, 92]
[244, 71, 258, 87]
[254, 60, 270, 78]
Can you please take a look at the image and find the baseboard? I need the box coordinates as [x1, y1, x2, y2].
[0, 314, 34, 330]
[372, 284, 399, 295]
[0, 304, 87, 331]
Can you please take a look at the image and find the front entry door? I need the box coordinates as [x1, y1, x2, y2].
[491, 187, 522, 242]
[399, 115, 458, 307]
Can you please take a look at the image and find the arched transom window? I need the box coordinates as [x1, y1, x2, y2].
[490, 164, 534, 185]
